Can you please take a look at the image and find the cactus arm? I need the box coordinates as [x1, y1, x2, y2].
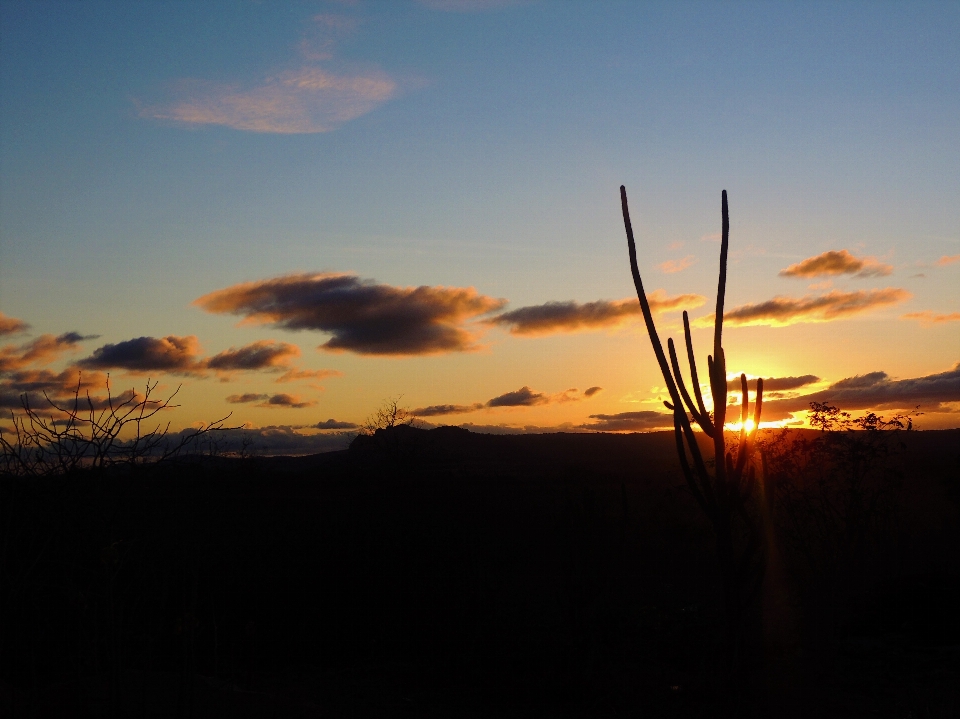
[668, 337, 709, 431]
[683, 311, 714, 436]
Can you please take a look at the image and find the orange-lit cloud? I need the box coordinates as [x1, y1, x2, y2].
[276, 367, 343, 384]
[579, 411, 673, 432]
[694, 288, 911, 328]
[0, 313, 29, 336]
[487, 291, 704, 336]
[779, 249, 893, 279]
[204, 340, 300, 373]
[901, 311, 960, 326]
[659, 255, 696, 274]
[0, 332, 97, 373]
[761, 363, 960, 420]
[412, 385, 600, 417]
[935, 254, 960, 266]
[144, 67, 397, 134]
[486, 386, 548, 407]
[584, 386, 603, 397]
[195, 272, 506, 356]
[79, 335, 204, 375]
[226, 393, 269, 404]
[0, 367, 110, 410]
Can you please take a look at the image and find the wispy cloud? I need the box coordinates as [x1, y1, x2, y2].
[144, 68, 397, 134]
[579, 411, 673, 432]
[693, 288, 911, 328]
[487, 291, 704, 336]
[935, 254, 960, 267]
[901, 311, 960, 326]
[0, 313, 29, 337]
[412, 385, 600, 417]
[276, 367, 342, 384]
[761, 363, 960, 419]
[195, 272, 506, 356]
[779, 249, 893, 279]
[658, 255, 696, 274]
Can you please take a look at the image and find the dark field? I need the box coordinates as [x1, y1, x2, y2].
[2, 427, 959, 717]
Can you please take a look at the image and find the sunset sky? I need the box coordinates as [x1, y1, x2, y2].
[1, 1, 958, 452]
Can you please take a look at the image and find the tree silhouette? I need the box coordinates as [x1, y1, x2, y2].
[620, 187, 766, 674]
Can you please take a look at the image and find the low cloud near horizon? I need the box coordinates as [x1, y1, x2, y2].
[195, 272, 506, 356]
[779, 250, 893, 279]
[412, 385, 599, 417]
[487, 291, 704, 336]
[579, 411, 673, 432]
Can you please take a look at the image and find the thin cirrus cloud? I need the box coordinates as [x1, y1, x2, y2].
[579, 411, 673, 432]
[935, 254, 960, 267]
[0, 313, 29, 336]
[143, 69, 397, 134]
[658, 255, 697, 274]
[195, 272, 506, 356]
[761, 363, 960, 420]
[693, 288, 911, 328]
[779, 250, 893, 279]
[901, 311, 960, 326]
[486, 291, 704, 336]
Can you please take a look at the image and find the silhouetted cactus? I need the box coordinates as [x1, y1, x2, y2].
[620, 187, 765, 662]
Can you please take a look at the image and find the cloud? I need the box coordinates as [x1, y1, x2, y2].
[411, 403, 485, 417]
[167, 425, 351, 456]
[659, 255, 696, 274]
[584, 386, 603, 397]
[195, 272, 506, 356]
[0, 367, 112, 410]
[0, 313, 29, 336]
[726, 375, 820, 392]
[78, 336, 204, 375]
[760, 363, 960, 419]
[276, 367, 343, 384]
[143, 66, 397, 134]
[486, 291, 704, 336]
[693, 288, 911, 328]
[779, 250, 893, 279]
[0, 332, 97, 373]
[486, 386, 549, 407]
[256, 393, 317, 409]
[579, 411, 673, 432]
[204, 340, 301, 372]
[315, 418, 359, 430]
[902, 311, 960, 326]
[935, 254, 960, 267]
[226, 393, 270, 404]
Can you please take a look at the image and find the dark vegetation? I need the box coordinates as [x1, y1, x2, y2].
[1, 420, 959, 717]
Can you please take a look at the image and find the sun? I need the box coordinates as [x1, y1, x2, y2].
[744, 418, 756, 433]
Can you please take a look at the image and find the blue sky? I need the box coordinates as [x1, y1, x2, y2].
[1, 1, 958, 445]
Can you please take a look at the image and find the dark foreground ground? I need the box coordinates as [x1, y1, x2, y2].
[1, 427, 958, 717]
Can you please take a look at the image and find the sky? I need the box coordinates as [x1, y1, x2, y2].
[1, 0, 958, 453]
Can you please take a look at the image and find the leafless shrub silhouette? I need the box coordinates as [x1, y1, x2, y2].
[359, 396, 416, 436]
[620, 187, 766, 666]
[0, 374, 235, 477]
[760, 402, 919, 648]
